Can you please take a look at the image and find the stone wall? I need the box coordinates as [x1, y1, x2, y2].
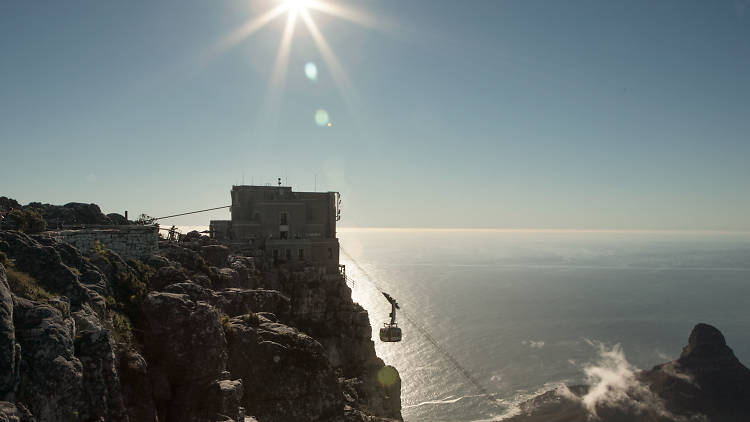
[53, 225, 158, 259]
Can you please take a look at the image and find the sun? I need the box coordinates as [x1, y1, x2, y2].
[283, 0, 313, 14]
[208, 0, 387, 120]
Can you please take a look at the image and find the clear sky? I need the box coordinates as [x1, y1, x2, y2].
[1, 0, 749, 230]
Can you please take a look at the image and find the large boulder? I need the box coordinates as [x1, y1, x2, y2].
[216, 288, 291, 319]
[0, 264, 21, 400]
[225, 313, 343, 421]
[12, 298, 82, 421]
[201, 245, 230, 268]
[0, 265, 20, 400]
[228, 256, 259, 289]
[0, 231, 105, 313]
[76, 330, 128, 421]
[23, 202, 112, 227]
[141, 292, 233, 421]
[158, 244, 208, 273]
[118, 348, 158, 422]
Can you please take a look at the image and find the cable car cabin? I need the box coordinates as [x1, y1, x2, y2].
[380, 292, 402, 342]
[380, 323, 402, 342]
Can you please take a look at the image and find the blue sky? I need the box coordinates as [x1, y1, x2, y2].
[1, 0, 749, 230]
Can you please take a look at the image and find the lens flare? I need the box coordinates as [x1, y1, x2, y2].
[315, 109, 330, 126]
[305, 62, 318, 81]
[377, 366, 399, 387]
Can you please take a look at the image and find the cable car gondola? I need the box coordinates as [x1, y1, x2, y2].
[379, 292, 402, 342]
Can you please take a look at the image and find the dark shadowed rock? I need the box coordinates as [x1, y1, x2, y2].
[506, 323, 750, 422]
[149, 265, 188, 291]
[0, 231, 106, 312]
[639, 323, 750, 421]
[24, 202, 112, 227]
[141, 292, 233, 421]
[181, 230, 203, 243]
[0, 265, 20, 401]
[163, 281, 217, 303]
[12, 298, 83, 421]
[201, 379, 244, 422]
[118, 348, 158, 422]
[106, 213, 128, 226]
[0, 401, 35, 422]
[209, 266, 240, 289]
[201, 245, 230, 267]
[159, 243, 208, 273]
[76, 329, 128, 421]
[216, 288, 291, 319]
[226, 313, 344, 421]
[0, 198, 21, 213]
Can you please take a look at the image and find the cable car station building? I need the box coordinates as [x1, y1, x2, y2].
[209, 185, 341, 271]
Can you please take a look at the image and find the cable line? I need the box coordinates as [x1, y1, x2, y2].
[340, 247, 503, 411]
[152, 205, 231, 221]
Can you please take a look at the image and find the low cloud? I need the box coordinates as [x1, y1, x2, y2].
[555, 340, 704, 421]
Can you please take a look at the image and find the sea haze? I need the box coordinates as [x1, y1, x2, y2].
[338, 228, 750, 422]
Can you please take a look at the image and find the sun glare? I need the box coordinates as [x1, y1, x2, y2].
[284, 0, 312, 13]
[207, 0, 388, 124]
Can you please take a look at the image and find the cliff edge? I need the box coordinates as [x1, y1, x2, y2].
[0, 220, 401, 421]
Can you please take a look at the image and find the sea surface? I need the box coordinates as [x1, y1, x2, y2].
[337, 229, 750, 422]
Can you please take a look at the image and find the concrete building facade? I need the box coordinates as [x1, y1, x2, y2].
[210, 185, 341, 270]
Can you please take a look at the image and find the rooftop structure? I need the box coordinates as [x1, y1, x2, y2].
[210, 185, 341, 271]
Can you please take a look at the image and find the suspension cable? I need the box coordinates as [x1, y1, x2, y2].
[153, 205, 230, 221]
[340, 247, 503, 410]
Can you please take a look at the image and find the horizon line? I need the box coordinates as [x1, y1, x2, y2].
[165, 224, 750, 235]
[336, 227, 750, 235]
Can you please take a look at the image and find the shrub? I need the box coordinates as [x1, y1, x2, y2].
[92, 240, 107, 255]
[108, 310, 134, 345]
[7, 209, 46, 233]
[103, 256, 149, 328]
[127, 258, 155, 282]
[5, 265, 54, 301]
[220, 312, 231, 333]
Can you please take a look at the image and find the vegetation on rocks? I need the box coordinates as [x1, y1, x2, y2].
[6, 209, 46, 234]
[0, 204, 402, 422]
[0, 250, 54, 301]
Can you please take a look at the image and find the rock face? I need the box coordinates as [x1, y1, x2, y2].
[639, 323, 750, 421]
[506, 323, 750, 422]
[226, 314, 343, 421]
[0, 265, 19, 400]
[23, 202, 112, 227]
[0, 221, 402, 422]
[141, 291, 238, 421]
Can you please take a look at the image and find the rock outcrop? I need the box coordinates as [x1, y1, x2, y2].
[24, 202, 113, 227]
[506, 323, 750, 422]
[0, 221, 402, 422]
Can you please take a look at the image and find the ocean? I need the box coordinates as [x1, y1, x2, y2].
[337, 229, 750, 422]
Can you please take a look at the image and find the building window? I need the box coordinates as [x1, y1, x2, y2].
[286, 249, 292, 260]
[273, 249, 279, 260]
[299, 249, 305, 260]
[328, 247, 333, 259]
[253, 212, 261, 222]
[280, 231, 288, 239]
[280, 212, 288, 225]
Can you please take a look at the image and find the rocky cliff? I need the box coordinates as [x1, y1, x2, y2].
[0, 226, 401, 422]
[505, 323, 750, 422]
